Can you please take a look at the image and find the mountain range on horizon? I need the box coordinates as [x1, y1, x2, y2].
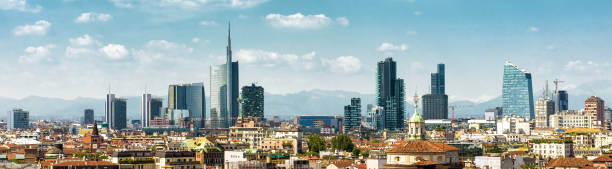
[0, 88, 604, 121]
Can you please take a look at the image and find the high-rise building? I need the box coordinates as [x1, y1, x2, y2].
[422, 64, 448, 120]
[240, 83, 264, 118]
[366, 104, 385, 130]
[585, 96, 605, 122]
[8, 108, 29, 130]
[168, 83, 206, 129]
[535, 97, 554, 128]
[555, 90, 569, 112]
[485, 107, 503, 121]
[343, 98, 361, 133]
[141, 93, 163, 127]
[106, 97, 127, 130]
[502, 61, 534, 119]
[210, 24, 239, 128]
[376, 57, 405, 130]
[83, 109, 94, 125]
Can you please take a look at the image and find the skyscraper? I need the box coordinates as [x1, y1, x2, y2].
[535, 83, 554, 128]
[502, 61, 534, 119]
[8, 108, 29, 130]
[422, 63, 449, 120]
[109, 98, 127, 130]
[105, 93, 115, 127]
[343, 98, 361, 133]
[141, 93, 163, 127]
[555, 90, 569, 112]
[168, 83, 206, 129]
[376, 57, 405, 130]
[83, 109, 94, 125]
[585, 96, 605, 122]
[240, 83, 264, 118]
[210, 24, 239, 128]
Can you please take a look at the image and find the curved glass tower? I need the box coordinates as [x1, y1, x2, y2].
[502, 61, 534, 119]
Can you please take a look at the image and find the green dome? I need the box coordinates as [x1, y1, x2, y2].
[409, 112, 424, 123]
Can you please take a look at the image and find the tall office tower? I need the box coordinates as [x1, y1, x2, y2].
[105, 93, 115, 127]
[585, 96, 605, 122]
[141, 93, 163, 127]
[240, 83, 264, 118]
[168, 83, 206, 129]
[502, 61, 534, 119]
[376, 57, 405, 130]
[422, 63, 449, 120]
[8, 108, 29, 130]
[210, 24, 239, 128]
[112, 98, 127, 130]
[555, 90, 569, 112]
[343, 98, 361, 133]
[83, 109, 94, 124]
[535, 83, 554, 128]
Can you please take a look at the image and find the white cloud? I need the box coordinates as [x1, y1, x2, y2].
[108, 0, 267, 10]
[65, 46, 94, 58]
[75, 12, 112, 23]
[69, 34, 94, 46]
[134, 40, 194, 65]
[377, 42, 408, 52]
[199, 20, 218, 26]
[19, 44, 55, 63]
[335, 17, 349, 26]
[13, 20, 51, 36]
[228, 0, 268, 8]
[109, 0, 133, 8]
[192, 37, 200, 43]
[144, 40, 193, 53]
[413, 11, 422, 16]
[0, 0, 41, 12]
[528, 26, 540, 32]
[236, 49, 315, 69]
[322, 56, 362, 73]
[99, 44, 129, 59]
[266, 13, 349, 29]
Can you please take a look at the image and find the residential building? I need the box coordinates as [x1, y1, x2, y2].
[546, 158, 593, 169]
[530, 139, 573, 158]
[585, 96, 605, 122]
[496, 114, 530, 135]
[154, 151, 200, 169]
[83, 109, 94, 125]
[535, 94, 555, 128]
[142, 93, 163, 127]
[343, 98, 361, 133]
[422, 63, 448, 120]
[111, 150, 155, 169]
[549, 110, 599, 129]
[210, 25, 239, 129]
[168, 83, 206, 129]
[8, 108, 29, 130]
[376, 57, 405, 130]
[228, 126, 265, 149]
[384, 140, 459, 168]
[240, 83, 264, 118]
[51, 161, 119, 169]
[502, 61, 534, 119]
[182, 137, 225, 167]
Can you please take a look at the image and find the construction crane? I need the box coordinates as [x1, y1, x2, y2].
[448, 105, 473, 123]
[553, 78, 565, 94]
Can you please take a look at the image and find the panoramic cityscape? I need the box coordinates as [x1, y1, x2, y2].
[1, 0, 612, 169]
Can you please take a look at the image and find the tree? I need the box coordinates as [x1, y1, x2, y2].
[520, 164, 537, 169]
[369, 139, 380, 143]
[331, 134, 354, 152]
[352, 148, 360, 158]
[360, 149, 370, 158]
[306, 134, 327, 155]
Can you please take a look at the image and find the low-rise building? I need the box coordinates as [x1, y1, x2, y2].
[530, 139, 573, 158]
[154, 151, 200, 169]
[110, 150, 155, 169]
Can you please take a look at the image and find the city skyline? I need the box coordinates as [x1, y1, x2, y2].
[0, 1, 611, 104]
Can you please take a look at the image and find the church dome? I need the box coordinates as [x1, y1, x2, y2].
[409, 112, 424, 123]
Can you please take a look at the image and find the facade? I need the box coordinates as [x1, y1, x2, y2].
[502, 61, 534, 119]
[210, 25, 239, 129]
[141, 93, 163, 127]
[8, 108, 29, 130]
[111, 150, 155, 169]
[83, 109, 94, 125]
[376, 57, 405, 130]
[384, 140, 459, 168]
[51, 161, 119, 169]
[530, 139, 573, 158]
[154, 151, 200, 169]
[343, 98, 361, 133]
[296, 115, 343, 130]
[228, 126, 265, 149]
[585, 96, 605, 122]
[422, 63, 448, 120]
[240, 83, 264, 118]
[549, 110, 599, 129]
[535, 96, 555, 128]
[366, 104, 384, 130]
[554, 90, 569, 113]
[105, 93, 115, 127]
[106, 93, 127, 130]
[485, 107, 503, 121]
[496, 114, 530, 135]
[168, 83, 206, 129]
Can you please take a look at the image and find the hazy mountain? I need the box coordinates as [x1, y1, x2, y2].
[0, 88, 607, 121]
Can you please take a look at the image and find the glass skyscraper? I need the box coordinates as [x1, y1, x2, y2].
[376, 57, 405, 130]
[502, 61, 534, 119]
[168, 83, 206, 129]
[8, 108, 29, 130]
[141, 93, 163, 127]
[210, 24, 239, 128]
[343, 98, 361, 133]
[422, 63, 449, 120]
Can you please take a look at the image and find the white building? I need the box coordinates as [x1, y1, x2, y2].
[497, 115, 530, 135]
[474, 156, 502, 169]
[366, 151, 386, 169]
[224, 151, 247, 169]
[530, 139, 573, 158]
[549, 110, 600, 129]
[535, 96, 555, 128]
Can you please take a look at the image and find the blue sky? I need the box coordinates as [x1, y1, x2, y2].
[1, 0, 612, 103]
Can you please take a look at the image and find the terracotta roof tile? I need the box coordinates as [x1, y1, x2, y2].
[547, 158, 593, 168]
[593, 154, 612, 162]
[328, 160, 353, 168]
[52, 161, 118, 167]
[387, 140, 459, 153]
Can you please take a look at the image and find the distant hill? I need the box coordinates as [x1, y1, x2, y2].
[0, 88, 605, 121]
